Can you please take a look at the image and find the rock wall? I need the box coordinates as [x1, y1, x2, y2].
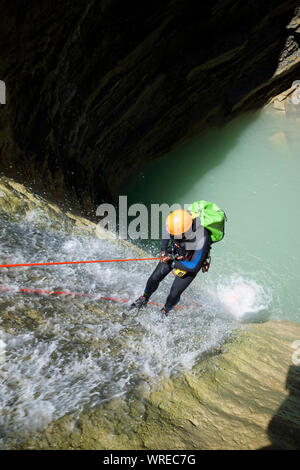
[0, 1, 299, 213]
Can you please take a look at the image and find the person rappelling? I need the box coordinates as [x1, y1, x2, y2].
[130, 201, 226, 318]
[0, 200, 224, 316]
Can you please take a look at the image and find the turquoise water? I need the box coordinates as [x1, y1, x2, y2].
[127, 107, 300, 323]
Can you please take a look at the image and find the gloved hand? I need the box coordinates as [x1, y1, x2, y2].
[162, 254, 184, 264]
[162, 254, 175, 264]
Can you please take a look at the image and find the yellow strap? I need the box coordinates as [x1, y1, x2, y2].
[173, 268, 187, 277]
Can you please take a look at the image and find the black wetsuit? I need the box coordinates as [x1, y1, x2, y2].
[144, 217, 211, 312]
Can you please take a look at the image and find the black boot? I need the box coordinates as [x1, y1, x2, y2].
[129, 295, 149, 310]
[160, 307, 169, 319]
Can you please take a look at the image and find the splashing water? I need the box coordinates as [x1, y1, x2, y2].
[0, 197, 237, 447]
[214, 276, 272, 321]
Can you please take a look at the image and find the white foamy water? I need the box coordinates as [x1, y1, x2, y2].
[215, 276, 272, 320]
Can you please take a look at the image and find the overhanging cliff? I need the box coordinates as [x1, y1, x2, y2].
[0, 1, 299, 213]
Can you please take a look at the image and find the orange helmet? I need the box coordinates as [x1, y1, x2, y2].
[166, 209, 193, 236]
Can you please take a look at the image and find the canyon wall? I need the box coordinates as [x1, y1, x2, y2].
[0, 1, 299, 213]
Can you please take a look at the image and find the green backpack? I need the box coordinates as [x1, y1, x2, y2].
[189, 200, 226, 243]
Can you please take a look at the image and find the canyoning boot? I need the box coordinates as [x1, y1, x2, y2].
[129, 295, 149, 310]
[160, 307, 169, 321]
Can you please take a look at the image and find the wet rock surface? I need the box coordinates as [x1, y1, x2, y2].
[16, 321, 300, 450]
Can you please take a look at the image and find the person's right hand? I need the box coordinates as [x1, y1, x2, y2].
[162, 253, 183, 264]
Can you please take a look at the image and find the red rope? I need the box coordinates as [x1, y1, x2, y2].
[0, 285, 186, 309]
[0, 257, 163, 269]
[0, 257, 203, 309]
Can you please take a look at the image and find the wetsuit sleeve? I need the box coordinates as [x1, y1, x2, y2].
[161, 223, 171, 253]
[173, 228, 211, 273]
